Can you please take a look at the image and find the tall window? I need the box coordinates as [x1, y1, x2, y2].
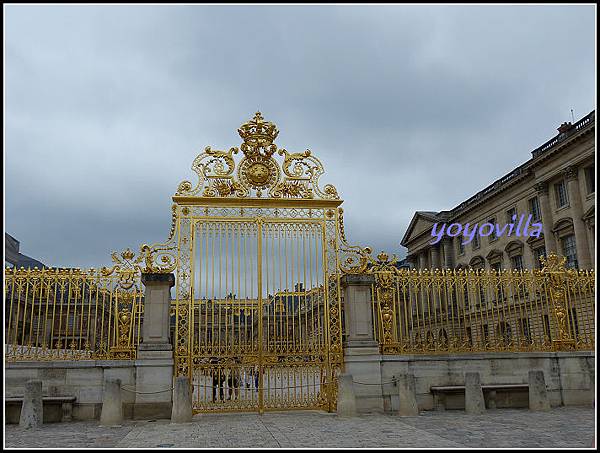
[478, 284, 486, 306]
[528, 197, 541, 222]
[506, 207, 517, 224]
[482, 324, 489, 345]
[533, 246, 546, 269]
[490, 261, 504, 302]
[554, 180, 569, 208]
[561, 235, 578, 269]
[472, 234, 480, 250]
[511, 255, 524, 271]
[488, 218, 497, 241]
[457, 240, 465, 256]
[497, 322, 512, 345]
[466, 326, 473, 346]
[584, 166, 595, 195]
[519, 318, 531, 343]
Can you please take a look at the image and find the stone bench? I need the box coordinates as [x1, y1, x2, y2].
[431, 384, 529, 410]
[6, 396, 77, 424]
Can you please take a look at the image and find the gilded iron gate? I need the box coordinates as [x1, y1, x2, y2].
[142, 113, 361, 413]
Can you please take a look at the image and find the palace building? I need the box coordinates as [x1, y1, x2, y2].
[5, 233, 47, 269]
[401, 111, 595, 271]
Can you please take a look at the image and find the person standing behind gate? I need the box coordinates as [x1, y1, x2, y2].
[211, 359, 225, 402]
[254, 364, 259, 391]
[228, 360, 240, 401]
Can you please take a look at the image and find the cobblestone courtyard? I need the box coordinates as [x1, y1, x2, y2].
[4, 406, 595, 448]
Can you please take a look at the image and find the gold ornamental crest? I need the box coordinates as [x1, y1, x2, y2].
[174, 111, 340, 200]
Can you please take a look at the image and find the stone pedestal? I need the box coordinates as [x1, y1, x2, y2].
[141, 273, 174, 345]
[529, 370, 550, 411]
[100, 378, 123, 426]
[342, 274, 384, 413]
[134, 273, 175, 420]
[343, 344, 383, 413]
[342, 274, 376, 347]
[336, 373, 357, 417]
[20, 380, 43, 429]
[465, 372, 485, 414]
[397, 374, 419, 416]
[171, 376, 193, 423]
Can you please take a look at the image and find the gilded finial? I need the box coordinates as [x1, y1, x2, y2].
[540, 252, 567, 273]
[377, 251, 389, 263]
[238, 112, 279, 157]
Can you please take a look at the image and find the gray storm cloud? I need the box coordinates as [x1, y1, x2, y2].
[5, 5, 595, 268]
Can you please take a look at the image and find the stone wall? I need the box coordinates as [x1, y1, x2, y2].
[5, 356, 174, 423]
[5, 360, 137, 422]
[378, 351, 595, 412]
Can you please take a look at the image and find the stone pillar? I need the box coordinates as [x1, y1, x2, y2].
[135, 273, 175, 420]
[397, 374, 419, 416]
[564, 166, 592, 269]
[100, 378, 123, 426]
[171, 376, 193, 423]
[430, 246, 440, 270]
[465, 372, 485, 414]
[535, 182, 557, 256]
[19, 380, 43, 429]
[421, 250, 430, 270]
[442, 238, 454, 269]
[584, 218, 595, 256]
[342, 274, 383, 413]
[336, 373, 357, 416]
[141, 273, 174, 345]
[528, 370, 550, 411]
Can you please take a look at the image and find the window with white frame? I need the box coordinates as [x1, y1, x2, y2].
[506, 207, 517, 224]
[554, 180, 569, 208]
[528, 197, 541, 222]
[561, 234, 578, 269]
[457, 239, 465, 256]
[519, 318, 531, 343]
[584, 166, 595, 195]
[533, 246, 546, 269]
[488, 218, 497, 241]
[510, 254, 524, 271]
[472, 234, 480, 250]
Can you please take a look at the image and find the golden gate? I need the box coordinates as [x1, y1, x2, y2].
[143, 112, 352, 413]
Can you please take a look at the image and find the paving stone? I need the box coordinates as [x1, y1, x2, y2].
[4, 406, 594, 448]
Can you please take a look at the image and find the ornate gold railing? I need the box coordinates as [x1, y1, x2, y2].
[4, 249, 146, 362]
[365, 253, 594, 354]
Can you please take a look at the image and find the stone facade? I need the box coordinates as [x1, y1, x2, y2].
[4, 232, 47, 269]
[401, 111, 595, 271]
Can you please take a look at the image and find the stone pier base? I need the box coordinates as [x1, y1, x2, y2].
[19, 380, 43, 429]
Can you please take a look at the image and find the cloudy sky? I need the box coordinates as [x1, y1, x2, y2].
[5, 5, 596, 269]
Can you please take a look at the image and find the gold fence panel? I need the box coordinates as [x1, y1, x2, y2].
[5, 250, 145, 362]
[366, 253, 595, 354]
